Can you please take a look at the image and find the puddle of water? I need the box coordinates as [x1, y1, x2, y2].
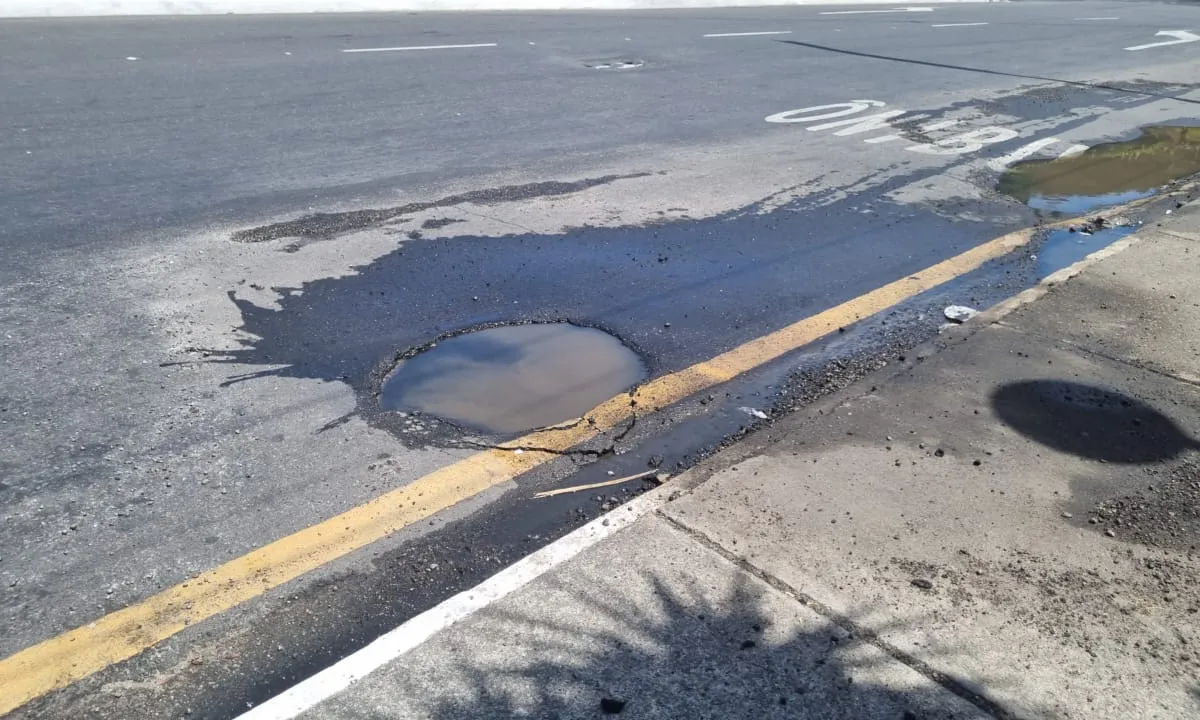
[1035, 225, 1136, 279]
[379, 323, 647, 435]
[999, 125, 1200, 215]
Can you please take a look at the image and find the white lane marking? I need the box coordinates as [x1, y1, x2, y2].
[703, 30, 792, 38]
[233, 487, 667, 720]
[1125, 30, 1200, 51]
[931, 22, 988, 27]
[342, 43, 498, 54]
[1057, 144, 1089, 159]
[820, 7, 933, 14]
[987, 137, 1060, 171]
[767, 99, 1022, 157]
[1076, 17, 1119, 20]
[765, 100, 886, 124]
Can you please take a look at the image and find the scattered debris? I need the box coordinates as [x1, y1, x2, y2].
[911, 578, 934, 590]
[739, 407, 769, 420]
[943, 305, 979, 323]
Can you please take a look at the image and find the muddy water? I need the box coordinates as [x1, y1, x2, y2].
[999, 126, 1200, 214]
[379, 323, 647, 435]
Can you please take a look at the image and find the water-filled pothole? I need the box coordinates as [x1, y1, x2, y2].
[999, 126, 1200, 215]
[379, 323, 648, 435]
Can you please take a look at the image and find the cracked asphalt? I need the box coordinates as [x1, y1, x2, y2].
[3, 2, 1200, 717]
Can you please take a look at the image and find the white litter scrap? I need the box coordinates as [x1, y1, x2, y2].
[739, 407, 769, 420]
[943, 305, 979, 323]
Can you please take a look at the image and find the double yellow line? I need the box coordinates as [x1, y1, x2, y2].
[0, 226, 1034, 716]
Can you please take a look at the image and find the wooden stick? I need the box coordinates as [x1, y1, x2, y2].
[532, 469, 662, 499]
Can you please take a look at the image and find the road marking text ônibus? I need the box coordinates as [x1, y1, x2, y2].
[765, 100, 1087, 169]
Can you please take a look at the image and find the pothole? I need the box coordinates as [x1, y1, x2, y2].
[379, 323, 648, 435]
[584, 58, 645, 70]
[998, 125, 1200, 215]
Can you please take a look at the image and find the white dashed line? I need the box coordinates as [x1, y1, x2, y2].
[342, 43, 498, 53]
[820, 7, 933, 15]
[232, 489, 667, 720]
[703, 30, 793, 38]
[931, 22, 989, 28]
[1076, 17, 1119, 21]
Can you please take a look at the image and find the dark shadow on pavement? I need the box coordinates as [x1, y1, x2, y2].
[991, 380, 1198, 463]
[330, 573, 1011, 720]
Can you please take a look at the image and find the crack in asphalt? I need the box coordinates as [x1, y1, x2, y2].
[230, 173, 651, 243]
[779, 39, 1200, 107]
[462, 412, 639, 459]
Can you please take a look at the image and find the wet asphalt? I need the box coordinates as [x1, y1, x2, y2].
[4, 2, 1200, 718]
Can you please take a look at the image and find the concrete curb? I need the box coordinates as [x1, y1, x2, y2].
[2, 0, 1001, 20]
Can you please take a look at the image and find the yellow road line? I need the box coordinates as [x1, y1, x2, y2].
[0, 226, 1033, 716]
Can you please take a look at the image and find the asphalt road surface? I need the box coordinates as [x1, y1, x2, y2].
[2, 2, 1200, 717]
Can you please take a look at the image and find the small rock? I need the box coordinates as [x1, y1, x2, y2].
[1061, 512, 1074, 519]
[944, 305, 979, 323]
[647, 455, 664, 469]
[740, 639, 757, 649]
[911, 578, 934, 590]
[600, 697, 627, 714]
[1105, 529, 1116, 538]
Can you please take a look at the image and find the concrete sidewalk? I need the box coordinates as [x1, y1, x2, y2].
[291, 198, 1200, 720]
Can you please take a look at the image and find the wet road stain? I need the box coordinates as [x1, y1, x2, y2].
[379, 323, 647, 435]
[211, 164, 1004, 435]
[1034, 224, 1137, 278]
[999, 125, 1200, 214]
